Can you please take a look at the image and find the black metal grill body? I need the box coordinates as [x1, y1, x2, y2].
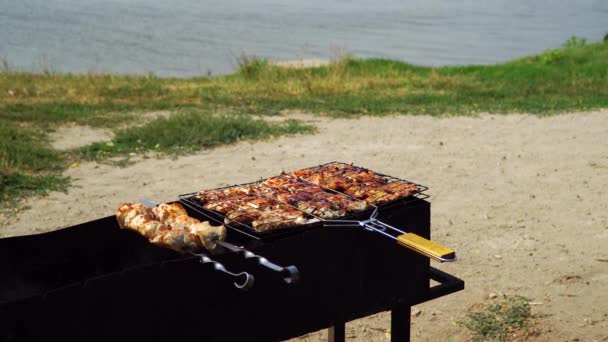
[0, 198, 463, 342]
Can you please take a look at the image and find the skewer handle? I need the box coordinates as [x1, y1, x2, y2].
[217, 241, 300, 284]
[396, 233, 456, 263]
[193, 253, 255, 290]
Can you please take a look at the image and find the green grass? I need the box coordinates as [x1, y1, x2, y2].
[460, 295, 542, 342]
[0, 120, 69, 207]
[2, 39, 607, 122]
[78, 112, 315, 159]
[0, 172, 69, 208]
[219, 40, 608, 116]
[0, 102, 140, 128]
[1, 37, 607, 207]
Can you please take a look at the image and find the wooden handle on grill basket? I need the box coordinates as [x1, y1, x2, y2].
[396, 233, 456, 262]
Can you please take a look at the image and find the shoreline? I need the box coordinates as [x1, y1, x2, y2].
[272, 59, 330, 69]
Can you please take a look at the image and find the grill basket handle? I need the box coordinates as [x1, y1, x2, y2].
[359, 219, 457, 262]
[396, 233, 456, 262]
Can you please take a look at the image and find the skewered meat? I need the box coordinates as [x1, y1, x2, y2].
[149, 228, 202, 253]
[117, 203, 169, 238]
[116, 202, 225, 253]
[153, 203, 226, 251]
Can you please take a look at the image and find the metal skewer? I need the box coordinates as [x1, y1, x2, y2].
[140, 199, 255, 290]
[160, 198, 300, 284]
[189, 251, 254, 290]
[215, 240, 300, 284]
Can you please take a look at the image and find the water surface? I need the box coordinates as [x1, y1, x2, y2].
[1, 0, 605, 76]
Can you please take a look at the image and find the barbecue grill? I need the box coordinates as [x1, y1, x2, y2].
[0, 162, 464, 342]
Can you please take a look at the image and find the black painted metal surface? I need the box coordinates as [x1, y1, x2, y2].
[0, 199, 463, 342]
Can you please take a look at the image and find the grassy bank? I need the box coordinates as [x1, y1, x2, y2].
[1, 38, 607, 207]
[2, 39, 607, 120]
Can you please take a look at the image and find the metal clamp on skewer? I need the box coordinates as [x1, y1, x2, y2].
[176, 196, 300, 284]
[139, 198, 256, 289]
[190, 251, 255, 290]
[216, 241, 300, 284]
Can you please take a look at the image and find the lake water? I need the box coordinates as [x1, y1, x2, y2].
[1, 0, 606, 77]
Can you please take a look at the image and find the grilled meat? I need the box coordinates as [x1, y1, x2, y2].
[259, 173, 368, 219]
[153, 203, 226, 251]
[116, 202, 225, 253]
[196, 184, 313, 232]
[149, 227, 202, 253]
[193, 163, 418, 232]
[117, 203, 168, 238]
[292, 163, 418, 205]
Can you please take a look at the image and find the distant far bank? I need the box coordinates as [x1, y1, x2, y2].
[273, 59, 330, 69]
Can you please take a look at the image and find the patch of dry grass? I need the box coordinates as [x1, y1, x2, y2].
[460, 295, 544, 342]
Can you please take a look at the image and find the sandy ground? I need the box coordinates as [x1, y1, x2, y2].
[2, 111, 608, 341]
[49, 125, 114, 150]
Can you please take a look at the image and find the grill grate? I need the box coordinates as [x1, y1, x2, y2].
[301, 161, 429, 196]
[179, 161, 428, 239]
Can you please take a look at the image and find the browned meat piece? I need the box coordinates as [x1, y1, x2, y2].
[293, 163, 419, 205]
[149, 229, 200, 253]
[260, 173, 368, 219]
[116, 202, 225, 253]
[153, 203, 226, 251]
[197, 182, 312, 232]
[379, 181, 418, 197]
[252, 207, 309, 232]
[225, 209, 262, 225]
[116, 203, 156, 230]
[116, 203, 168, 238]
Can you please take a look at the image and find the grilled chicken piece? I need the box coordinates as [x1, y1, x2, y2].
[252, 208, 309, 232]
[198, 183, 311, 232]
[116, 203, 168, 238]
[129, 213, 171, 238]
[379, 181, 418, 197]
[260, 173, 368, 218]
[225, 209, 262, 225]
[117, 202, 225, 253]
[228, 203, 308, 231]
[294, 163, 419, 205]
[342, 181, 417, 205]
[116, 203, 155, 229]
[149, 228, 200, 253]
[153, 203, 226, 251]
[363, 190, 398, 205]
